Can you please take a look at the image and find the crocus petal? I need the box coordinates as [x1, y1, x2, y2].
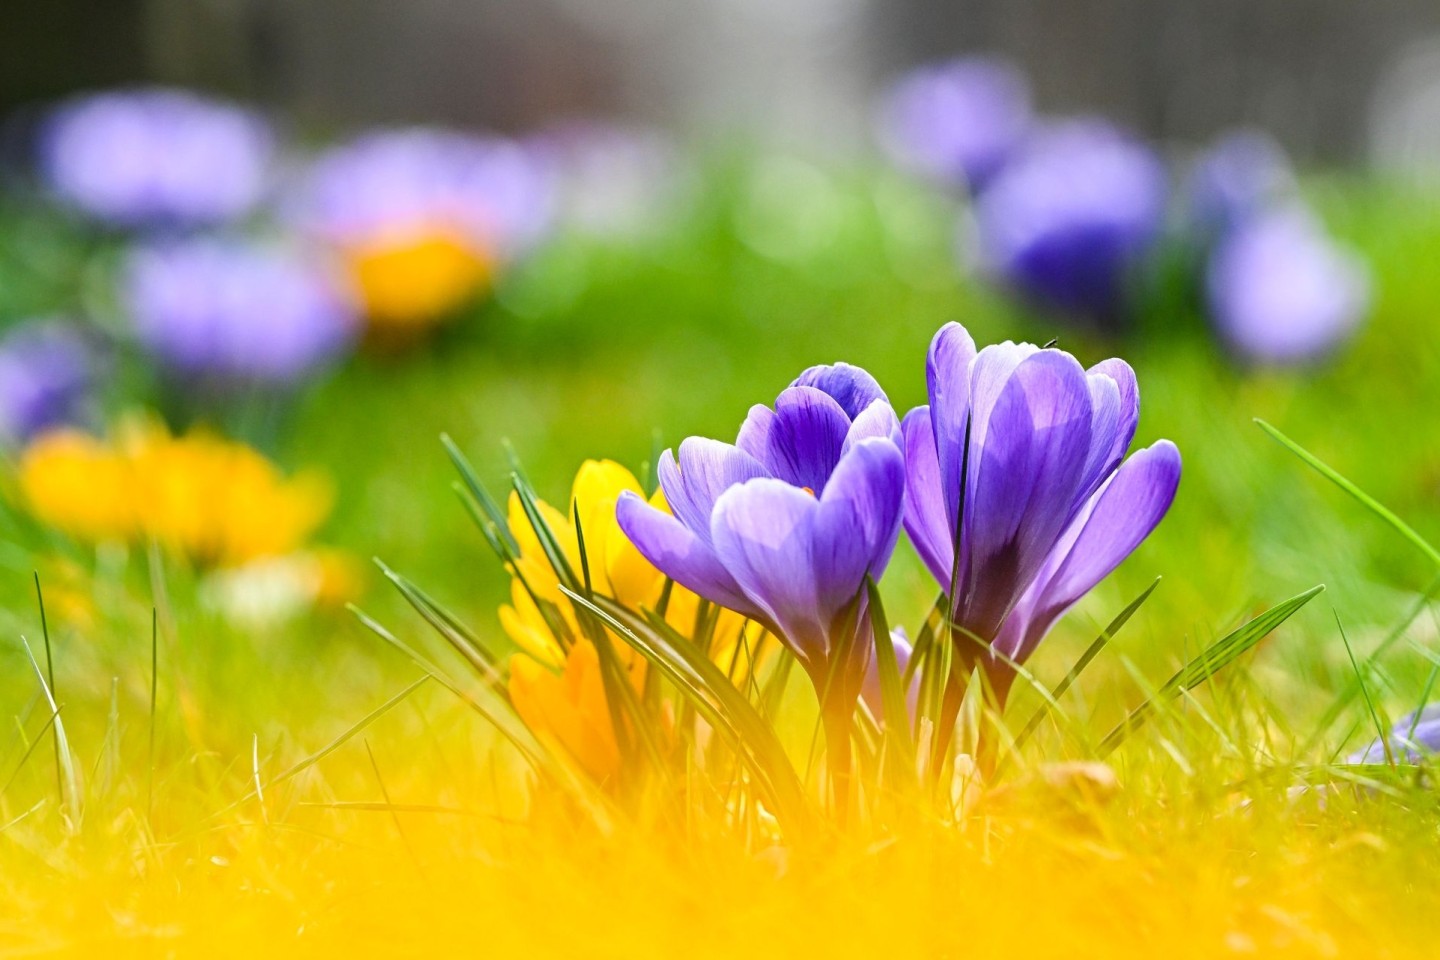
[735, 403, 777, 464]
[812, 437, 906, 618]
[1077, 368, 1123, 499]
[965, 341, 1041, 450]
[956, 349, 1094, 640]
[901, 406, 955, 587]
[997, 439, 1181, 663]
[1083, 358, 1139, 491]
[658, 438, 770, 541]
[710, 479, 828, 663]
[749, 386, 853, 494]
[924, 322, 979, 532]
[844, 398, 902, 454]
[790, 362, 889, 421]
[615, 491, 759, 617]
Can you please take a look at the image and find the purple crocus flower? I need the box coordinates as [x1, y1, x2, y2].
[1185, 130, 1297, 243]
[290, 128, 554, 258]
[616, 364, 905, 691]
[1205, 210, 1370, 366]
[903, 322, 1181, 703]
[122, 239, 358, 385]
[974, 120, 1167, 320]
[41, 88, 272, 229]
[0, 322, 100, 446]
[1351, 705, 1440, 765]
[878, 56, 1032, 192]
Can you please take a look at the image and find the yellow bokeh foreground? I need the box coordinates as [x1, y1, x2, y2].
[0, 776, 1428, 959]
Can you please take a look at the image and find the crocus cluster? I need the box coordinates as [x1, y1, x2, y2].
[1186, 132, 1371, 365]
[616, 323, 1179, 742]
[41, 88, 273, 229]
[289, 128, 554, 329]
[0, 321, 100, 446]
[122, 239, 358, 386]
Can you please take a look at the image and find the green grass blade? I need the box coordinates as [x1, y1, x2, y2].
[0, 707, 62, 800]
[1010, 577, 1160, 753]
[454, 484, 512, 563]
[1258, 419, 1440, 568]
[21, 639, 78, 829]
[375, 559, 501, 684]
[33, 575, 64, 816]
[207, 676, 430, 821]
[148, 608, 158, 821]
[1337, 611, 1393, 767]
[864, 577, 917, 786]
[1098, 584, 1324, 757]
[442, 433, 518, 556]
[510, 474, 581, 595]
[350, 607, 539, 759]
[1302, 572, 1440, 755]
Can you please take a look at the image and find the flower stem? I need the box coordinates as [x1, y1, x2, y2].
[820, 692, 853, 824]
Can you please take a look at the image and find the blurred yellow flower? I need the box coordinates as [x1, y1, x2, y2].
[346, 227, 494, 330]
[501, 460, 767, 781]
[18, 422, 331, 568]
[16, 430, 133, 544]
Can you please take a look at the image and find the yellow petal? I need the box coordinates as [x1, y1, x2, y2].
[507, 490, 579, 603]
[508, 644, 621, 784]
[498, 580, 566, 667]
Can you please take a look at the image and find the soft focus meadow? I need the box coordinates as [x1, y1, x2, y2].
[1, 61, 1440, 956]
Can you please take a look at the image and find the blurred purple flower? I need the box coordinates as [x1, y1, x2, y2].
[290, 128, 554, 257]
[41, 88, 272, 228]
[1351, 705, 1440, 765]
[0, 322, 100, 446]
[1185, 130, 1297, 243]
[974, 120, 1167, 319]
[879, 56, 1032, 191]
[616, 364, 904, 687]
[122, 239, 358, 385]
[1205, 210, 1370, 365]
[903, 322, 1180, 702]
